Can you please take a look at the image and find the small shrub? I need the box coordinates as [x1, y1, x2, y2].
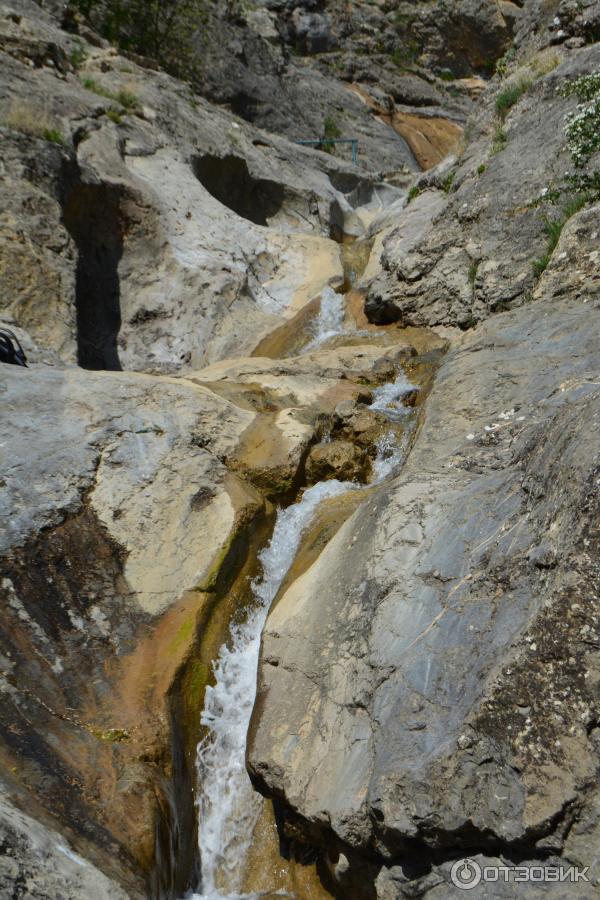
[532, 252, 551, 277]
[82, 78, 140, 112]
[323, 115, 341, 140]
[442, 171, 455, 193]
[5, 103, 61, 142]
[116, 89, 139, 110]
[495, 78, 532, 119]
[391, 40, 420, 69]
[532, 193, 588, 277]
[407, 185, 421, 203]
[43, 128, 65, 144]
[491, 126, 508, 154]
[495, 46, 517, 77]
[477, 163, 486, 176]
[105, 108, 123, 124]
[468, 260, 480, 285]
[560, 72, 600, 168]
[531, 51, 560, 77]
[322, 114, 342, 154]
[69, 40, 87, 70]
[439, 70, 455, 82]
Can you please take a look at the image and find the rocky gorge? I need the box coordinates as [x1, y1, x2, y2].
[0, 1, 599, 898]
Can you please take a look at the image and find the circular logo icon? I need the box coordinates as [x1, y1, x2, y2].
[451, 858, 482, 890]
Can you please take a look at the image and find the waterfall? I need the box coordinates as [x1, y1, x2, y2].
[191, 479, 359, 899]
[189, 362, 418, 898]
[305, 286, 345, 350]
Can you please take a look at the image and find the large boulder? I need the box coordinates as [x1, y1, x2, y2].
[248, 292, 600, 896]
[0, 362, 259, 896]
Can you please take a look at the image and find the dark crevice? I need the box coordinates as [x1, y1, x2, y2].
[191, 153, 284, 226]
[62, 183, 124, 371]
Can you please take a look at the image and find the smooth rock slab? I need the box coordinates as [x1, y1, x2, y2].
[248, 294, 600, 888]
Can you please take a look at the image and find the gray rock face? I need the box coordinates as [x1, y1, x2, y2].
[0, 791, 130, 900]
[248, 293, 600, 894]
[0, 362, 258, 896]
[2, 1, 414, 373]
[366, 45, 600, 328]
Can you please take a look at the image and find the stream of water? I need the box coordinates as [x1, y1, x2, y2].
[191, 480, 359, 899]
[305, 286, 346, 350]
[190, 269, 418, 897]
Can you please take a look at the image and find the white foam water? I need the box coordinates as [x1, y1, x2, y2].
[305, 286, 345, 350]
[370, 429, 411, 483]
[369, 371, 417, 421]
[192, 479, 358, 899]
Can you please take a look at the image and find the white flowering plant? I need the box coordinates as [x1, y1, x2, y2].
[558, 72, 600, 199]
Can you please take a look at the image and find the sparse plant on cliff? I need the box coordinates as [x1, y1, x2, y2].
[495, 77, 532, 119]
[560, 72, 600, 167]
[5, 103, 64, 145]
[82, 78, 141, 112]
[321, 114, 342, 154]
[532, 193, 588, 277]
[495, 46, 517, 77]
[442, 171, 455, 193]
[69, 39, 88, 70]
[69, 0, 207, 78]
[491, 125, 508, 154]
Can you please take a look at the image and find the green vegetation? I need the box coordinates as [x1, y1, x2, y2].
[495, 46, 517, 78]
[390, 39, 421, 69]
[491, 125, 508, 154]
[70, 0, 208, 78]
[532, 193, 588, 277]
[477, 163, 486, 176]
[442, 171, 455, 194]
[105, 109, 123, 124]
[5, 103, 65, 144]
[468, 260, 480, 285]
[43, 128, 65, 144]
[321, 114, 342, 154]
[168, 617, 195, 655]
[559, 72, 600, 199]
[495, 78, 532, 119]
[407, 185, 421, 204]
[82, 78, 140, 111]
[69, 40, 87, 70]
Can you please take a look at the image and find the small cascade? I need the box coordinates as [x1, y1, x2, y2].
[369, 371, 417, 420]
[368, 371, 419, 482]
[305, 286, 346, 350]
[370, 429, 409, 483]
[192, 480, 359, 900]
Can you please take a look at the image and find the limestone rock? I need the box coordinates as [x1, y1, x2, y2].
[305, 440, 368, 484]
[365, 44, 600, 328]
[248, 294, 600, 891]
[0, 362, 259, 894]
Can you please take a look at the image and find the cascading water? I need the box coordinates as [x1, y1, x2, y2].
[305, 286, 346, 350]
[191, 479, 359, 900]
[367, 371, 418, 482]
[369, 371, 417, 420]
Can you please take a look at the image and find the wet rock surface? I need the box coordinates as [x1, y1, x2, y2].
[248, 295, 600, 895]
